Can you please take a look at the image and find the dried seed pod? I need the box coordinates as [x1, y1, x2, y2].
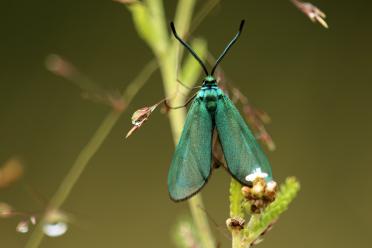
[226, 217, 245, 230]
[291, 0, 328, 28]
[126, 104, 159, 138]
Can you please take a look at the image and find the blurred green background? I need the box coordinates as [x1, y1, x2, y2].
[1, 0, 372, 247]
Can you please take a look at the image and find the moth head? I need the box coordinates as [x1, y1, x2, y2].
[202, 75, 217, 86]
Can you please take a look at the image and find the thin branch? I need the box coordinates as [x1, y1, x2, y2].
[24, 59, 158, 248]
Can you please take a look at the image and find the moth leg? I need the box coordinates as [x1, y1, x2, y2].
[177, 79, 201, 90]
[164, 92, 198, 110]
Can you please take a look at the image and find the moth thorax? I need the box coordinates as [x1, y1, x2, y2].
[205, 95, 217, 112]
[205, 94, 217, 101]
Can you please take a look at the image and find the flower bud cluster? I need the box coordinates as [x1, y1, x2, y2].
[242, 177, 277, 213]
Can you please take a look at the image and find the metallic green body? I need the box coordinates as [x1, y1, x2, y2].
[168, 76, 272, 201]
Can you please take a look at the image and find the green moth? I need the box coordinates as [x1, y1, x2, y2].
[168, 20, 273, 201]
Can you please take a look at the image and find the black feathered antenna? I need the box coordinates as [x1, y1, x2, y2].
[170, 22, 209, 76]
[211, 20, 245, 76]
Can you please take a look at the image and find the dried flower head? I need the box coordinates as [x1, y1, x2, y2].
[126, 103, 160, 138]
[0, 202, 12, 218]
[242, 171, 277, 213]
[291, 0, 328, 28]
[45, 54, 77, 79]
[16, 221, 29, 234]
[0, 157, 24, 189]
[226, 217, 245, 230]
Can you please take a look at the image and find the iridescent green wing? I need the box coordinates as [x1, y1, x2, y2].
[168, 98, 213, 201]
[215, 94, 272, 185]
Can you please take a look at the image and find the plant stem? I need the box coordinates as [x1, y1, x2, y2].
[189, 195, 216, 248]
[229, 179, 244, 248]
[160, 51, 216, 248]
[25, 60, 157, 248]
[163, 0, 216, 246]
[128, 0, 216, 247]
[232, 230, 242, 248]
[144, 0, 168, 54]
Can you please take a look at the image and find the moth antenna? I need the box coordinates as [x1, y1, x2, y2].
[211, 20, 245, 76]
[170, 22, 209, 76]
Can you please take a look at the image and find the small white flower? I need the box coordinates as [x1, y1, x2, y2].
[266, 181, 277, 192]
[245, 168, 268, 182]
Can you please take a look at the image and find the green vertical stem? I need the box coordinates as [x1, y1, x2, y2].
[24, 60, 158, 248]
[229, 178, 244, 248]
[174, 0, 196, 37]
[146, 0, 215, 246]
[160, 52, 215, 245]
[232, 230, 242, 248]
[144, 0, 168, 54]
[189, 195, 216, 248]
[160, 54, 215, 248]
[137, 4, 215, 246]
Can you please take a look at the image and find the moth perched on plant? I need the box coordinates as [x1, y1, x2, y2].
[127, 20, 273, 202]
[167, 20, 273, 201]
